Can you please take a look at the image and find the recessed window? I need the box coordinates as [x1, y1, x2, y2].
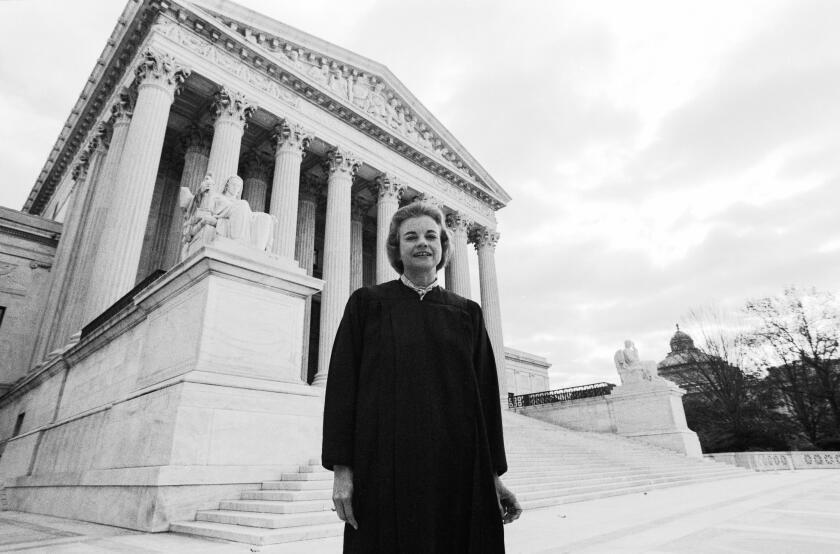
[13, 412, 25, 437]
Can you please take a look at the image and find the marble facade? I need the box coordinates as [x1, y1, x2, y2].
[0, 0, 516, 530]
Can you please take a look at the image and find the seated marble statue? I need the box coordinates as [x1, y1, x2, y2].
[181, 173, 275, 253]
[613, 339, 659, 385]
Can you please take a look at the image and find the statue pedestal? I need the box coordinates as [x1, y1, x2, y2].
[0, 243, 326, 531]
[609, 379, 702, 457]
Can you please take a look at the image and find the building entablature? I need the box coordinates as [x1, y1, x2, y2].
[24, 0, 510, 224]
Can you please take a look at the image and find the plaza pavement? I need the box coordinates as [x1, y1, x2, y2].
[1, 471, 838, 553]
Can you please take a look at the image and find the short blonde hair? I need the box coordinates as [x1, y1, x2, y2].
[386, 202, 451, 274]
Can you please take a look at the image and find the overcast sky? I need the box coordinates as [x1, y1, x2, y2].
[2, 0, 839, 388]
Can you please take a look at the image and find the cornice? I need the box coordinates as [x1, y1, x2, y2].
[23, 0, 510, 217]
[184, 0, 509, 207]
[0, 206, 62, 247]
[23, 0, 166, 216]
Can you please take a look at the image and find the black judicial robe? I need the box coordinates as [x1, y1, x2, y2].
[322, 279, 508, 553]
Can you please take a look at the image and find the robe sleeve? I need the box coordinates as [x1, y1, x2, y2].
[472, 304, 508, 476]
[321, 289, 366, 471]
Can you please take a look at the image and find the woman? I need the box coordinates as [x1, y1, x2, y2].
[322, 202, 521, 553]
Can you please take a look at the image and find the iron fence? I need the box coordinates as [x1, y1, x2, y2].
[508, 382, 616, 409]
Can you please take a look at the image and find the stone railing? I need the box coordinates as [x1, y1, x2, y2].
[705, 451, 840, 471]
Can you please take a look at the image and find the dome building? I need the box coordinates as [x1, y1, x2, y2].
[657, 325, 715, 393]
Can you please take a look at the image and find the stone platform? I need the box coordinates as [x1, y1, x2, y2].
[1, 472, 838, 552]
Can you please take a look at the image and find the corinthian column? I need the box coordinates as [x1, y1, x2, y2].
[81, 97, 133, 325]
[375, 174, 402, 283]
[350, 197, 369, 293]
[31, 149, 95, 362]
[445, 212, 472, 297]
[205, 87, 255, 187]
[94, 49, 189, 313]
[165, 124, 210, 265]
[313, 148, 358, 386]
[270, 120, 310, 259]
[295, 178, 320, 381]
[241, 152, 269, 212]
[472, 228, 507, 399]
[48, 132, 111, 349]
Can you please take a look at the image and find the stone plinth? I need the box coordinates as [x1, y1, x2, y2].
[0, 244, 325, 531]
[608, 379, 702, 457]
[514, 379, 701, 457]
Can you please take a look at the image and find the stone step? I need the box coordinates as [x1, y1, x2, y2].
[242, 489, 332, 502]
[515, 470, 745, 500]
[280, 472, 333, 481]
[220, 499, 333, 514]
[196, 509, 338, 529]
[262, 480, 332, 491]
[298, 464, 330, 473]
[307, 457, 322, 466]
[170, 520, 343, 546]
[519, 471, 750, 510]
[503, 464, 723, 481]
[509, 467, 740, 493]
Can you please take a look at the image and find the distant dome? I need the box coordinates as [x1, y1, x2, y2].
[658, 325, 709, 371]
[670, 326, 695, 352]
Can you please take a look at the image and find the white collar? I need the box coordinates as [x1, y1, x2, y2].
[400, 274, 439, 300]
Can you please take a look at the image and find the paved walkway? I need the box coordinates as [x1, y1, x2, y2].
[1, 471, 839, 553]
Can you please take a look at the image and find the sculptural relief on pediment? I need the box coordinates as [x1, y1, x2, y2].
[153, 17, 299, 109]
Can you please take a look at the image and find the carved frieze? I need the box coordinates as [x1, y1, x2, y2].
[151, 14, 503, 212]
[153, 17, 299, 108]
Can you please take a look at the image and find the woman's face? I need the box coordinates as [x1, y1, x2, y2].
[398, 215, 442, 275]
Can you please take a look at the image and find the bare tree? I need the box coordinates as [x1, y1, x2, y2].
[744, 286, 840, 445]
[677, 308, 790, 451]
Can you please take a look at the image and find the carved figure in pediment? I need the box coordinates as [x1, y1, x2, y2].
[286, 47, 308, 73]
[418, 128, 433, 150]
[328, 63, 350, 101]
[308, 59, 329, 86]
[385, 96, 401, 129]
[403, 114, 418, 141]
[351, 72, 370, 110]
[367, 80, 388, 120]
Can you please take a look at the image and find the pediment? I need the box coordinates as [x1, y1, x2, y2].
[179, 0, 510, 208]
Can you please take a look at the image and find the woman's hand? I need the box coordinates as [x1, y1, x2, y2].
[494, 475, 522, 524]
[332, 465, 358, 530]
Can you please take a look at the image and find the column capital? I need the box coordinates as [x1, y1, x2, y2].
[413, 192, 443, 208]
[134, 48, 190, 94]
[242, 151, 269, 181]
[89, 123, 109, 152]
[470, 227, 500, 251]
[180, 123, 212, 155]
[273, 119, 311, 155]
[375, 174, 404, 201]
[299, 174, 324, 203]
[325, 147, 360, 177]
[71, 154, 90, 182]
[351, 196, 373, 221]
[445, 212, 473, 234]
[110, 92, 133, 125]
[210, 86, 256, 126]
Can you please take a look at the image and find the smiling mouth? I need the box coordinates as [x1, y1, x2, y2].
[414, 252, 432, 257]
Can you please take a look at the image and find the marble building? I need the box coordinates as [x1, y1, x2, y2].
[0, 0, 531, 529]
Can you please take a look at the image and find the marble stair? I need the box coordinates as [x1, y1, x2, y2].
[170, 410, 750, 546]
